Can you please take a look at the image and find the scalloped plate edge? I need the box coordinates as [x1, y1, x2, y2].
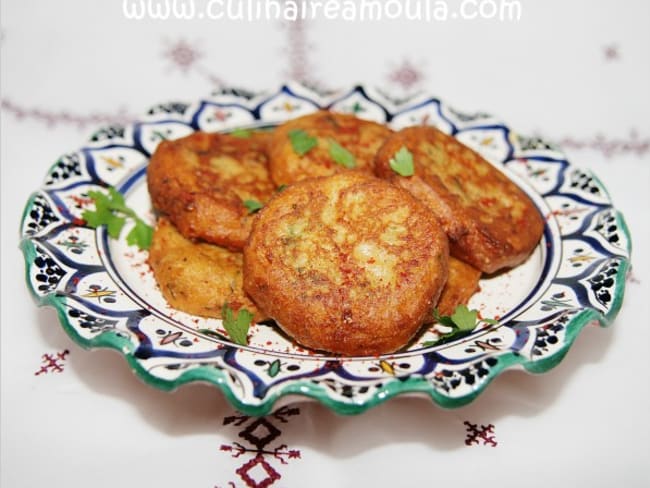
[20, 233, 632, 416]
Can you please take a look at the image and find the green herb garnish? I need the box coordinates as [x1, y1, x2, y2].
[221, 303, 254, 345]
[230, 128, 253, 138]
[82, 187, 153, 250]
[276, 184, 288, 193]
[288, 129, 318, 156]
[389, 146, 415, 177]
[243, 199, 264, 213]
[423, 304, 499, 346]
[328, 139, 356, 168]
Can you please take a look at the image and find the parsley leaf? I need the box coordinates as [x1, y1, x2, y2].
[431, 308, 452, 328]
[328, 139, 356, 168]
[243, 199, 264, 213]
[82, 187, 153, 250]
[389, 146, 415, 177]
[221, 303, 254, 345]
[423, 305, 500, 347]
[288, 129, 318, 156]
[126, 220, 154, 250]
[450, 304, 478, 332]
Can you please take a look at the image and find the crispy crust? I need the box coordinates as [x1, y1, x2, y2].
[435, 257, 482, 317]
[268, 110, 393, 186]
[243, 172, 449, 356]
[147, 131, 276, 250]
[374, 126, 544, 273]
[148, 217, 262, 320]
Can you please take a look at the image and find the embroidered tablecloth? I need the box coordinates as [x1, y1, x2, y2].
[2, 1, 649, 487]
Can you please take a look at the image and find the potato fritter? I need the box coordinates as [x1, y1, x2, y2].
[374, 126, 544, 273]
[435, 257, 482, 317]
[268, 110, 392, 186]
[148, 217, 261, 319]
[243, 172, 449, 356]
[147, 131, 276, 250]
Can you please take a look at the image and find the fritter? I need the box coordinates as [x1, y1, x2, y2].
[374, 126, 544, 273]
[243, 172, 449, 356]
[435, 257, 482, 317]
[268, 110, 393, 186]
[148, 217, 262, 320]
[147, 131, 276, 250]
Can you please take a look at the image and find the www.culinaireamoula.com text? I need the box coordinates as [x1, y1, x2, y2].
[122, 0, 523, 22]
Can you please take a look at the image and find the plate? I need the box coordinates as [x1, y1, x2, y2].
[20, 83, 632, 415]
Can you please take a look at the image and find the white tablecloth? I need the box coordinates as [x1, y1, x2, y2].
[2, 1, 649, 486]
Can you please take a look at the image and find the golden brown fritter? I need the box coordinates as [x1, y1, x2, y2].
[374, 126, 544, 273]
[148, 217, 262, 320]
[243, 172, 449, 356]
[268, 110, 393, 187]
[147, 131, 276, 250]
[435, 257, 482, 317]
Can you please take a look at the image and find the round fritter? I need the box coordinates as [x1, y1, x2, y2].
[435, 257, 482, 317]
[243, 172, 449, 356]
[375, 126, 544, 273]
[268, 110, 393, 186]
[147, 131, 276, 250]
[149, 217, 262, 320]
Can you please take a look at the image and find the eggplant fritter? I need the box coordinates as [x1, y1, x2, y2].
[243, 172, 449, 356]
[374, 126, 544, 273]
[147, 131, 276, 250]
[268, 110, 392, 187]
[148, 217, 261, 320]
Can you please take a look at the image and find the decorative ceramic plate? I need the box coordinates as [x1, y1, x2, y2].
[20, 84, 631, 415]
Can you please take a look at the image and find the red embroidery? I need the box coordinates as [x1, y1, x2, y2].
[556, 130, 649, 158]
[163, 38, 203, 72]
[464, 421, 498, 447]
[603, 43, 620, 61]
[387, 59, 425, 90]
[34, 349, 70, 375]
[282, 15, 311, 84]
[0, 98, 136, 130]
[219, 406, 302, 487]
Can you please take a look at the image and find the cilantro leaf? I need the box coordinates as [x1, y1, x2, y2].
[106, 186, 126, 208]
[389, 146, 415, 177]
[288, 129, 318, 156]
[432, 308, 456, 328]
[276, 184, 288, 193]
[126, 219, 154, 249]
[450, 304, 478, 332]
[221, 303, 254, 346]
[82, 187, 153, 250]
[243, 199, 264, 213]
[328, 139, 356, 168]
[424, 305, 500, 347]
[106, 216, 127, 239]
[81, 202, 113, 229]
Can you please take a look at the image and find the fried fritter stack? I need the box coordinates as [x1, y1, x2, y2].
[146, 111, 544, 356]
